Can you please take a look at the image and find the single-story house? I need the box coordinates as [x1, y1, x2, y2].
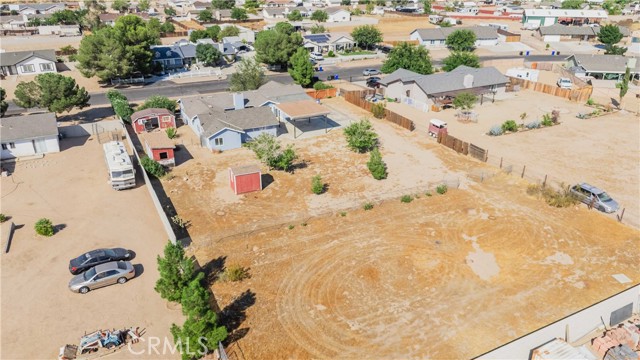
[538, 24, 630, 42]
[37, 24, 81, 36]
[221, 24, 255, 44]
[326, 7, 351, 22]
[0, 112, 60, 160]
[521, 9, 607, 27]
[303, 33, 355, 53]
[622, 4, 640, 15]
[263, 0, 299, 7]
[179, 81, 313, 150]
[99, 12, 149, 26]
[566, 54, 640, 81]
[0, 15, 28, 30]
[0, 49, 57, 76]
[379, 66, 509, 111]
[409, 26, 499, 47]
[8, 3, 65, 14]
[262, 7, 288, 18]
[173, 39, 197, 65]
[215, 9, 232, 21]
[141, 132, 176, 167]
[131, 108, 176, 134]
[151, 45, 185, 70]
[192, 1, 211, 11]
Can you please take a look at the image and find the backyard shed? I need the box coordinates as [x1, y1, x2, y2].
[131, 108, 176, 134]
[229, 165, 262, 195]
[141, 132, 176, 167]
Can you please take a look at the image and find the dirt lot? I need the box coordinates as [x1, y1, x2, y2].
[387, 89, 640, 228]
[0, 137, 183, 359]
[0, 34, 83, 52]
[330, 15, 437, 42]
[162, 98, 639, 359]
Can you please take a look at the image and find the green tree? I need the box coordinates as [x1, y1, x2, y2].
[161, 21, 175, 34]
[602, 0, 622, 15]
[211, 0, 235, 9]
[198, 9, 213, 22]
[207, 25, 222, 40]
[310, 24, 327, 34]
[274, 21, 295, 35]
[219, 25, 240, 40]
[423, 0, 432, 14]
[598, 24, 627, 54]
[343, 118, 378, 153]
[77, 15, 160, 81]
[196, 43, 222, 66]
[367, 147, 387, 180]
[288, 48, 314, 87]
[48, 9, 81, 25]
[310, 10, 328, 22]
[164, 7, 176, 16]
[616, 66, 630, 109]
[561, 0, 583, 9]
[446, 29, 476, 52]
[14, 73, 90, 113]
[138, 0, 150, 11]
[311, 175, 325, 194]
[366, 2, 375, 13]
[381, 42, 433, 75]
[0, 88, 8, 117]
[255, 29, 303, 66]
[155, 241, 195, 303]
[231, 7, 248, 20]
[229, 57, 266, 91]
[287, 9, 303, 21]
[111, 0, 130, 13]
[351, 25, 382, 50]
[170, 311, 227, 360]
[452, 92, 477, 110]
[442, 51, 480, 71]
[180, 272, 210, 318]
[244, 0, 260, 9]
[189, 29, 208, 43]
[112, 98, 133, 122]
[244, 133, 298, 171]
[141, 156, 166, 177]
[138, 95, 177, 112]
[375, 0, 386, 4]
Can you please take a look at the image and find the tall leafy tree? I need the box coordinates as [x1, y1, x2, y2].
[0, 88, 8, 117]
[381, 42, 433, 75]
[442, 51, 480, 71]
[170, 311, 227, 360]
[287, 9, 303, 21]
[138, 0, 150, 11]
[211, 0, 235, 9]
[198, 9, 213, 22]
[244, 0, 260, 9]
[310, 10, 328, 22]
[446, 29, 477, 52]
[138, 95, 177, 112]
[351, 25, 383, 50]
[231, 7, 248, 20]
[207, 25, 222, 40]
[255, 28, 303, 66]
[422, 0, 432, 14]
[164, 7, 177, 16]
[230, 57, 266, 91]
[48, 10, 81, 25]
[219, 25, 240, 40]
[598, 24, 627, 55]
[14, 73, 90, 113]
[161, 21, 175, 34]
[111, 0, 130, 13]
[155, 241, 195, 303]
[561, 0, 583, 9]
[310, 24, 327, 34]
[375, 0, 385, 4]
[196, 43, 222, 66]
[180, 272, 211, 318]
[274, 22, 295, 35]
[616, 66, 630, 109]
[288, 48, 314, 87]
[365, 2, 375, 13]
[77, 15, 159, 81]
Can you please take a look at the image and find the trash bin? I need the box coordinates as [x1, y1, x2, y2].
[525, 51, 530, 56]
[551, 51, 556, 55]
[334, 74, 339, 80]
[519, 51, 523, 56]
[318, 66, 323, 72]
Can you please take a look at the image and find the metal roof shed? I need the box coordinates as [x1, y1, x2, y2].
[274, 100, 331, 138]
[229, 165, 262, 195]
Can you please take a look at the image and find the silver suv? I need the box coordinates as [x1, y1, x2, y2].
[570, 183, 619, 213]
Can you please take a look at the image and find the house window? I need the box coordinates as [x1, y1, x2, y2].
[214, 138, 224, 146]
[20, 64, 35, 73]
[2, 143, 16, 150]
[430, 40, 435, 44]
[159, 152, 169, 159]
[40, 63, 54, 71]
[1, 144, 7, 150]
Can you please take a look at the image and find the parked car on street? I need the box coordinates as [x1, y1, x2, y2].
[69, 261, 135, 294]
[310, 51, 324, 61]
[69, 248, 131, 275]
[363, 68, 381, 76]
[570, 183, 619, 213]
[557, 77, 572, 89]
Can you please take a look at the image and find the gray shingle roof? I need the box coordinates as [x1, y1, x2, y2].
[539, 24, 630, 37]
[0, 49, 56, 67]
[411, 26, 498, 41]
[380, 66, 508, 95]
[18, 3, 63, 11]
[0, 113, 58, 142]
[568, 54, 640, 73]
[197, 107, 279, 138]
[0, 15, 25, 24]
[378, 68, 422, 86]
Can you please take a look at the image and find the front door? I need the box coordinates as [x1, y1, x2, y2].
[33, 138, 47, 153]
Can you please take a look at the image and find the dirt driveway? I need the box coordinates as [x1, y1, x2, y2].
[1, 137, 183, 359]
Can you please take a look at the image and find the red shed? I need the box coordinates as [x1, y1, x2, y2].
[131, 108, 176, 134]
[229, 165, 262, 195]
[142, 132, 176, 167]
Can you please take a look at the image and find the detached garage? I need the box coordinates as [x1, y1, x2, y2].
[1, 112, 60, 160]
[229, 165, 262, 195]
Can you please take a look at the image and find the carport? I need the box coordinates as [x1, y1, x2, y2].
[274, 100, 331, 138]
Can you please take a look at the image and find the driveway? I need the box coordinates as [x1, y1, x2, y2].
[1, 136, 183, 359]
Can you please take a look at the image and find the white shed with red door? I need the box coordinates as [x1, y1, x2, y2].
[229, 165, 262, 195]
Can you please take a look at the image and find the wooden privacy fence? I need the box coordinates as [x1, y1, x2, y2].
[497, 28, 521, 42]
[306, 88, 338, 100]
[437, 133, 489, 162]
[507, 77, 592, 102]
[342, 90, 415, 131]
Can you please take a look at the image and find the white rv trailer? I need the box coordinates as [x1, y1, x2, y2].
[103, 141, 136, 190]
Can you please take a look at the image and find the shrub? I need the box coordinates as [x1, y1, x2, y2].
[68, 54, 78, 62]
[501, 120, 518, 133]
[371, 102, 385, 119]
[311, 175, 325, 194]
[526, 120, 541, 129]
[488, 125, 503, 136]
[586, 98, 595, 105]
[35, 218, 54, 236]
[436, 184, 448, 195]
[219, 265, 250, 282]
[526, 183, 580, 208]
[313, 81, 333, 90]
[288, 225, 295, 230]
[400, 195, 413, 203]
[171, 215, 187, 228]
[141, 156, 166, 178]
[166, 127, 177, 139]
[363, 202, 373, 210]
[340, 211, 347, 217]
[301, 222, 307, 227]
[541, 114, 553, 127]
[425, 191, 432, 197]
[327, 50, 336, 57]
[0, 214, 7, 223]
[343, 118, 378, 153]
[367, 148, 387, 180]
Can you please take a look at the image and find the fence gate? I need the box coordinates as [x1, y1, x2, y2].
[469, 143, 488, 162]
